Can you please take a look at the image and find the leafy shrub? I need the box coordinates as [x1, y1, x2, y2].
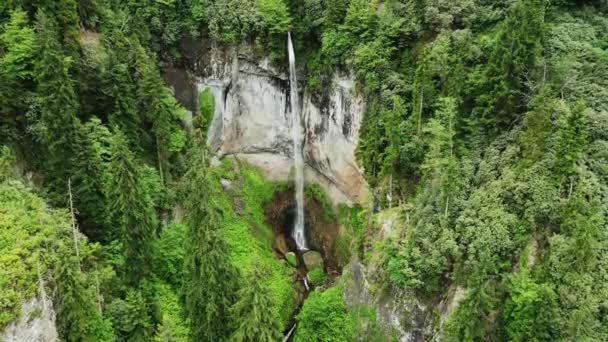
[295, 287, 355, 341]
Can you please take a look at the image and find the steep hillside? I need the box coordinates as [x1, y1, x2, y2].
[1, 1, 607, 341]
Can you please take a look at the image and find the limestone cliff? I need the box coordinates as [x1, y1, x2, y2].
[166, 44, 369, 204]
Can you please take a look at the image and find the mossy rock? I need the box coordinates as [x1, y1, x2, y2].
[303, 251, 323, 269]
[285, 252, 297, 267]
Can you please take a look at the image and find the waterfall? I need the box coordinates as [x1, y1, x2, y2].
[283, 323, 297, 342]
[288, 32, 307, 251]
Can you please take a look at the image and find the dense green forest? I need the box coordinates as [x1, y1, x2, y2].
[1, 0, 608, 341]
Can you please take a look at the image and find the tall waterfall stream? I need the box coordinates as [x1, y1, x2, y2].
[288, 32, 307, 251]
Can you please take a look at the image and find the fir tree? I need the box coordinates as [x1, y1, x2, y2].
[475, 0, 546, 131]
[106, 128, 157, 285]
[136, 46, 186, 181]
[0, 9, 35, 142]
[103, 29, 145, 147]
[0, 146, 16, 181]
[71, 118, 112, 241]
[33, 11, 80, 197]
[229, 263, 282, 342]
[39, 0, 80, 55]
[554, 101, 589, 186]
[54, 250, 113, 342]
[182, 130, 238, 342]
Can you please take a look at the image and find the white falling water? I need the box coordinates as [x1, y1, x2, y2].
[288, 32, 307, 251]
[283, 323, 297, 342]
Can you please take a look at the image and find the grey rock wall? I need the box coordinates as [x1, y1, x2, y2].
[191, 46, 370, 204]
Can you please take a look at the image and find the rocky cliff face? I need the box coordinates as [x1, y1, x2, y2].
[168, 45, 369, 204]
[1, 297, 58, 342]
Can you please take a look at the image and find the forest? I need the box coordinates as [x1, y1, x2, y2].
[1, 0, 608, 341]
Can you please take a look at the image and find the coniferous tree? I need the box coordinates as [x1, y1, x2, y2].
[54, 249, 113, 342]
[104, 28, 145, 147]
[475, 0, 546, 131]
[106, 128, 159, 338]
[71, 118, 112, 241]
[0, 146, 16, 181]
[554, 101, 588, 186]
[560, 179, 603, 271]
[136, 46, 186, 180]
[38, 0, 80, 55]
[229, 263, 282, 342]
[33, 11, 80, 196]
[106, 128, 157, 284]
[182, 130, 238, 342]
[0, 9, 35, 143]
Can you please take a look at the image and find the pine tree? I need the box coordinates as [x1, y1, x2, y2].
[0, 9, 35, 143]
[324, 0, 347, 28]
[475, 0, 546, 131]
[554, 101, 588, 186]
[106, 128, 157, 285]
[39, 0, 80, 55]
[560, 179, 603, 271]
[71, 118, 112, 241]
[54, 251, 112, 342]
[229, 263, 282, 342]
[33, 11, 80, 197]
[136, 46, 186, 181]
[182, 131, 238, 342]
[104, 30, 145, 147]
[0, 146, 16, 181]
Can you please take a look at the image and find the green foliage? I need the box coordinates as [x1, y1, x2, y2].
[0, 146, 16, 181]
[0, 182, 65, 327]
[71, 118, 112, 241]
[206, 158, 297, 326]
[257, 0, 292, 34]
[0, 180, 112, 339]
[473, 0, 546, 131]
[155, 282, 189, 342]
[307, 266, 327, 287]
[108, 284, 160, 342]
[206, 0, 260, 42]
[54, 247, 114, 342]
[229, 263, 283, 341]
[136, 45, 187, 178]
[295, 286, 356, 341]
[197, 87, 215, 133]
[181, 134, 238, 342]
[444, 280, 502, 341]
[106, 129, 158, 286]
[0, 9, 35, 141]
[33, 11, 80, 196]
[504, 271, 558, 342]
[152, 222, 187, 288]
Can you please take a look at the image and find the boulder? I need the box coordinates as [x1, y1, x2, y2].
[303, 251, 323, 269]
[285, 252, 297, 267]
[272, 233, 290, 256]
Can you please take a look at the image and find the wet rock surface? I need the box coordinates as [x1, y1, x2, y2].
[165, 44, 370, 204]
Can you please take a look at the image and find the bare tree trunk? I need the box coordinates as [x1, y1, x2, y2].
[36, 259, 48, 312]
[388, 174, 393, 208]
[156, 136, 165, 186]
[95, 266, 103, 314]
[68, 178, 81, 271]
[418, 89, 424, 135]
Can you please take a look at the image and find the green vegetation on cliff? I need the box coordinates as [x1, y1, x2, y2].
[2, 0, 608, 341]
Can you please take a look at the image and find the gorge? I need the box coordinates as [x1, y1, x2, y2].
[2, 1, 608, 341]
